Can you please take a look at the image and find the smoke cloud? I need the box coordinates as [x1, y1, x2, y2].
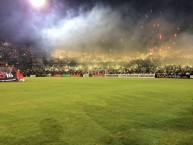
[40, 4, 193, 56]
[0, 0, 193, 61]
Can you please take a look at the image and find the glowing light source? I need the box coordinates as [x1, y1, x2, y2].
[29, 0, 46, 8]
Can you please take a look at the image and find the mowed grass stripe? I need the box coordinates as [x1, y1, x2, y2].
[0, 77, 193, 145]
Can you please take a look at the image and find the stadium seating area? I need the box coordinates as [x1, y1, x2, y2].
[0, 40, 193, 78]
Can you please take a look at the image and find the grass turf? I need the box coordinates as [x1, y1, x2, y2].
[0, 77, 193, 145]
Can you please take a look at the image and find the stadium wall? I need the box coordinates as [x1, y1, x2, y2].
[105, 74, 155, 78]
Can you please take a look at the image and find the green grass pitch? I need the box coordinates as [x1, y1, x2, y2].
[0, 77, 193, 145]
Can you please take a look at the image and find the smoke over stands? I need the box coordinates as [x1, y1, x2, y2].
[0, 0, 193, 60]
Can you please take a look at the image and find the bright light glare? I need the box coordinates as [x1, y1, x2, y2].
[29, 0, 46, 8]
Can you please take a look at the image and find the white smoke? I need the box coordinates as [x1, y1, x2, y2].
[41, 6, 126, 52]
[1, 0, 193, 60]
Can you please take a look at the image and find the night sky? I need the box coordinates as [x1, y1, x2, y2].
[0, 0, 193, 54]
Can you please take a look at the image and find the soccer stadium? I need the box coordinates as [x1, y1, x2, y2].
[0, 0, 193, 145]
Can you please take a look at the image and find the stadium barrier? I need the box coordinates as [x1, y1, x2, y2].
[54, 74, 62, 77]
[28, 73, 192, 78]
[93, 74, 105, 77]
[105, 74, 155, 78]
[62, 74, 71, 77]
[83, 74, 89, 77]
[155, 73, 192, 78]
[71, 74, 81, 77]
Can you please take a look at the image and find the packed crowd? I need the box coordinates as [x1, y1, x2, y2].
[0, 40, 193, 77]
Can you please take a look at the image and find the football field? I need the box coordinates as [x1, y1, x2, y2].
[0, 77, 193, 145]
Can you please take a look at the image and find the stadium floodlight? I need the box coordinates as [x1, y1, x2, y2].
[28, 0, 46, 8]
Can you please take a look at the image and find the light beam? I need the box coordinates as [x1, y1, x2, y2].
[29, 0, 46, 8]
